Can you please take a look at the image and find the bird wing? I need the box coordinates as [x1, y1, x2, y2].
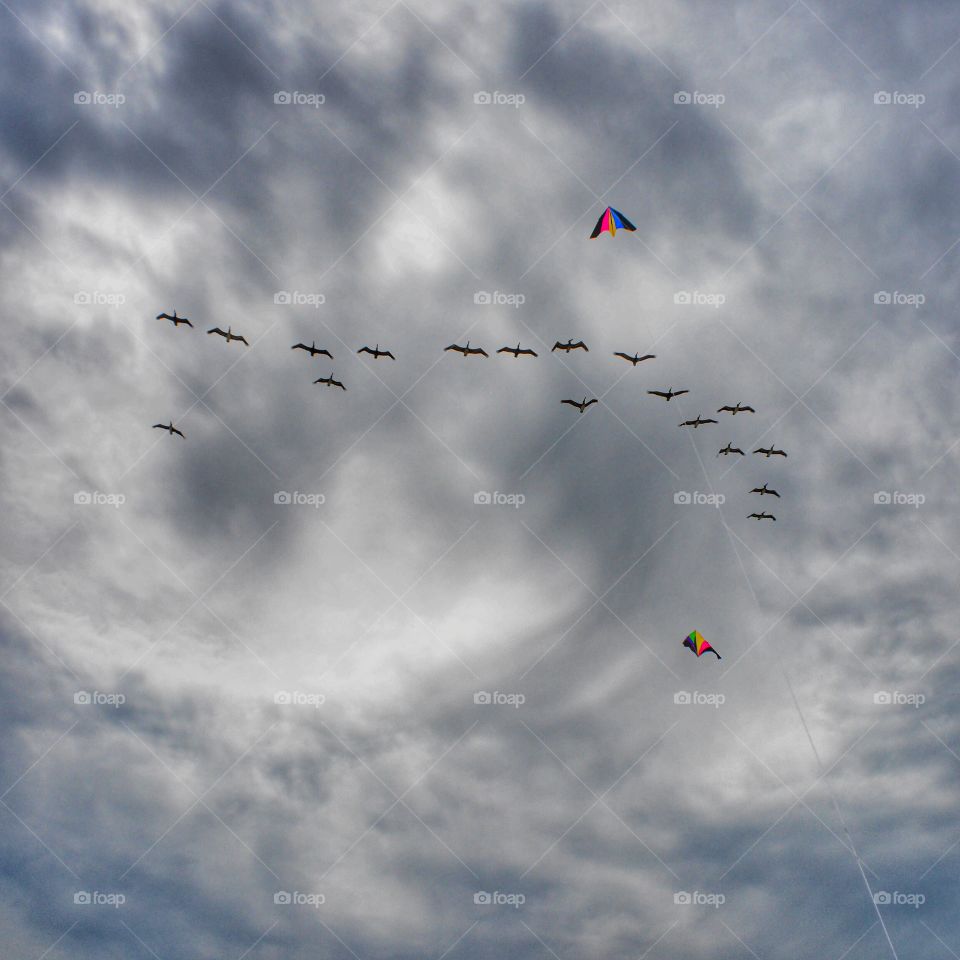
[561, 400, 578, 407]
[613, 352, 631, 361]
[770, 490, 780, 497]
[733, 448, 744, 455]
[551, 342, 563, 351]
[383, 350, 395, 359]
[444, 344, 462, 352]
[358, 346, 373, 354]
[208, 327, 226, 336]
[742, 405, 755, 412]
[718, 406, 734, 412]
[576, 342, 588, 351]
[156, 313, 172, 320]
[703, 418, 718, 423]
[237, 336, 249, 345]
[496, 347, 512, 354]
[584, 399, 598, 407]
[181, 319, 193, 326]
[335, 381, 346, 390]
[152, 423, 167, 429]
[292, 343, 308, 351]
[173, 428, 185, 437]
[674, 389, 689, 396]
[753, 448, 765, 454]
[520, 349, 537, 356]
[775, 450, 787, 457]
[648, 390, 669, 398]
[477, 348, 489, 357]
[750, 488, 762, 493]
[638, 354, 655, 361]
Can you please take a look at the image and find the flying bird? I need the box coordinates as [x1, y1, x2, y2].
[561, 397, 598, 413]
[613, 351, 655, 365]
[552, 339, 589, 353]
[156, 310, 192, 327]
[718, 402, 755, 415]
[292, 341, 332, 358]
[647, 388, 689, 401]
[153, 421, 185, 438]
[679, 415, 718, 428]
[445, 341, 489, 357]
[717, 443, 745, 457]
[748, 512, 777, 521]
[357, 344, 395, 360]
[207, 326, 249, 345]
[750, 483, 780, 498]
[590, 206, 637, 238]
[683, 630, 721, 660]
[497, 343, 538, 358]
[314, 374, 346, 391]
[753, 446, 788, 458]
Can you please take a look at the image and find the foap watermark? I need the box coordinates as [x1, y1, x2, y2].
[874, 91, 925, 108]
[474, 890, 525, 908]
[74, 891, 125, 907]
[674, 890, 725, 908]
[275, 691, 325, 709]
[473, 290, 525, 307]
[473, 91, 525, 108]
[74, 90, 125, 108]
[474, 690, 525, 708]
[674, 90, 725, 108]
[874, 290, 924, 308]
[674, 491, 724, 507]
[874, 891, 925, 908]
[274, 290, 325, 307]
[674, 290, 725, 308]
[274, 90, 325, 108]
[74, 290, 126, 307]
[873, 491, 924, 508]
[674, 691, 725, 708]
[474, 491, 525, 508]
[274, 890, 325, 907]
[873, 690, 925, 708]
[74, 690, 126, 708]
[274, 491, 325, 508]
[74, 491, 125, 508]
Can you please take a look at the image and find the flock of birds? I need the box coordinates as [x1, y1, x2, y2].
[151, 311, 788, 522]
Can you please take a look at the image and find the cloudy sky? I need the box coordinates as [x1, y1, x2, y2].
[2, 0, 959, 957]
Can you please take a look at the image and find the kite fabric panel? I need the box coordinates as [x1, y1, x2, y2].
[590, 206, 637, 238]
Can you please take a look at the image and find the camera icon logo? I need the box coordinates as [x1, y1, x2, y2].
[74, 491, 92, 505]
[74, 291, 92, 305]
[274, 491, 292, 504]
[874, 91, 891, 105]
[74, 691, 92, 705]
[274, 91, 292, 104]
[274, 291, 292, 304]
[874, 291, 891, 304]
[74, 891, 91, 904]
[874, 891, 891, 904]
[674, 691, 691, 704]
[473, 92, 492, 105]
[474, 891, 492, 904]
[274, 891, 292, 904]
[474, 491, 491, 505]
[674, 91, 691, 104]
[873, 691, 891, 705]
[474, 691, 492, 704]
[873, 491, 891, 505]
[474, 291, 492, 304]
[274, 691, 292, 705]
[74, 91, 91, 105]
[674, 891, 691, 904]
[673, 291, 691, 305]
[674, 491, 691, 505]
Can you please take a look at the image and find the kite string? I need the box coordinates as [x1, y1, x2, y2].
[682, 431, 899, 960]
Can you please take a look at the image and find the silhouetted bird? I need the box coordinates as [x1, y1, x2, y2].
[357, 344, 395, 360]
[750, 483, 780, 498]
[613, 351, 655, 365]
[207, 326, 249, 345]
[292, 341, 332, 358]
[718, 402, 755, 415]
[497, 343, 538, 358]
[153, 421, 185, 438]
[748, 512, 776, 521]
[648, 388, 689, 401]
[679, 415, 718, 428]
[444, 341, 488, 357]
[717, 443, 745, 457]
[561, 397, 598, 413]
[156, 311, 192, 327]
[552, 339, 589, 353]
[314, 374, 346, 391]
[753, 446, 787, 458]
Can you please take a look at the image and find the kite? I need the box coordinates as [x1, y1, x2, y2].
[589, 206, 636, 238]
[683, 630, 721, 660]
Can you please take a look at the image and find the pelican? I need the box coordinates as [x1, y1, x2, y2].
[207, 326, 249, 345]
[718, 402, 755, 415]
[647, 388, 689, 401]
[717, 443, 744, 457]
[497, 343, 538, 358]
[561, 397, 598, 413]
[753, 446, 787, 458]
[292, 341, 332, 358]
[444, 341, 489, 357]
[750, 483, 780, 497]
[613, 351, 655, 365]
[156, 310, 192, 327]
[357, 344, 395, 360]
[679, 415, 718, 428]
[748, 512, 776, 521]
[314, 374, 346, 391]
[153, 421, 185, 438]
[552, 339, 589, 353]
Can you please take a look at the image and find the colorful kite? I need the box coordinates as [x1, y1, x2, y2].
[683, 630, 721, 660]
[589, 206, 636, 238]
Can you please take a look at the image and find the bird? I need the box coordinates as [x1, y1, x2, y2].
[153, 421, 185, 438]
[156, 310, 192, 327]
[497, 343, 538, 358]
[750, 483, 780, 498]
[718, 402, 755, 415]
[444, 341, 489, 357]
[292, 341, 332, 358]
[561, 397, 598, 413]
[679, 415, 718, 428]
[613, 351, 655, 365]
[357, 344, 395, 360]
[647, 388, 689, 401]
[717, 443, 745, 457]
[314, 374, 346, 391]
[552, 339, 589, 353]
[207, 326, 249, 345]
[748, 512, 777, 521]
[753, 446, 788, 458]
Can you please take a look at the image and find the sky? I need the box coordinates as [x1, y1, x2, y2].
[1, 1, 959, 958]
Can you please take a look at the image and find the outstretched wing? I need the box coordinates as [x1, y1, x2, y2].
[172, 427, 185, 438]
[613, 352, 632, 362]
[519, 348, 538, 357]
[673, 389, 690, 397]
[551, 341, 563, 352]
[358, 346, 373, 355]
[496, 347, 513, 354]
[560, 400, 578, 407]
[703, 418, 718, 424]
[718, 406, 735, 413]
[584, 398, 598, 408]
[237, 335, 249, 345]
[648, 390, 670, 398]
[383, 350, 395, 359]
[637, 354, 655, 361]
[207, 327, 226, 336]
[152, 423, 167, 429]
[444, 344, 462, 353]
[156, 312, 172, 321]
[476, 348, 489, 357]
[292, 343, 309, 351]
[741, 405, 756, 413]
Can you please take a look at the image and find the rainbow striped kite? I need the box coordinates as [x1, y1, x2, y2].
[589, 206, 636, 238]
[682, 630, 721, 660]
